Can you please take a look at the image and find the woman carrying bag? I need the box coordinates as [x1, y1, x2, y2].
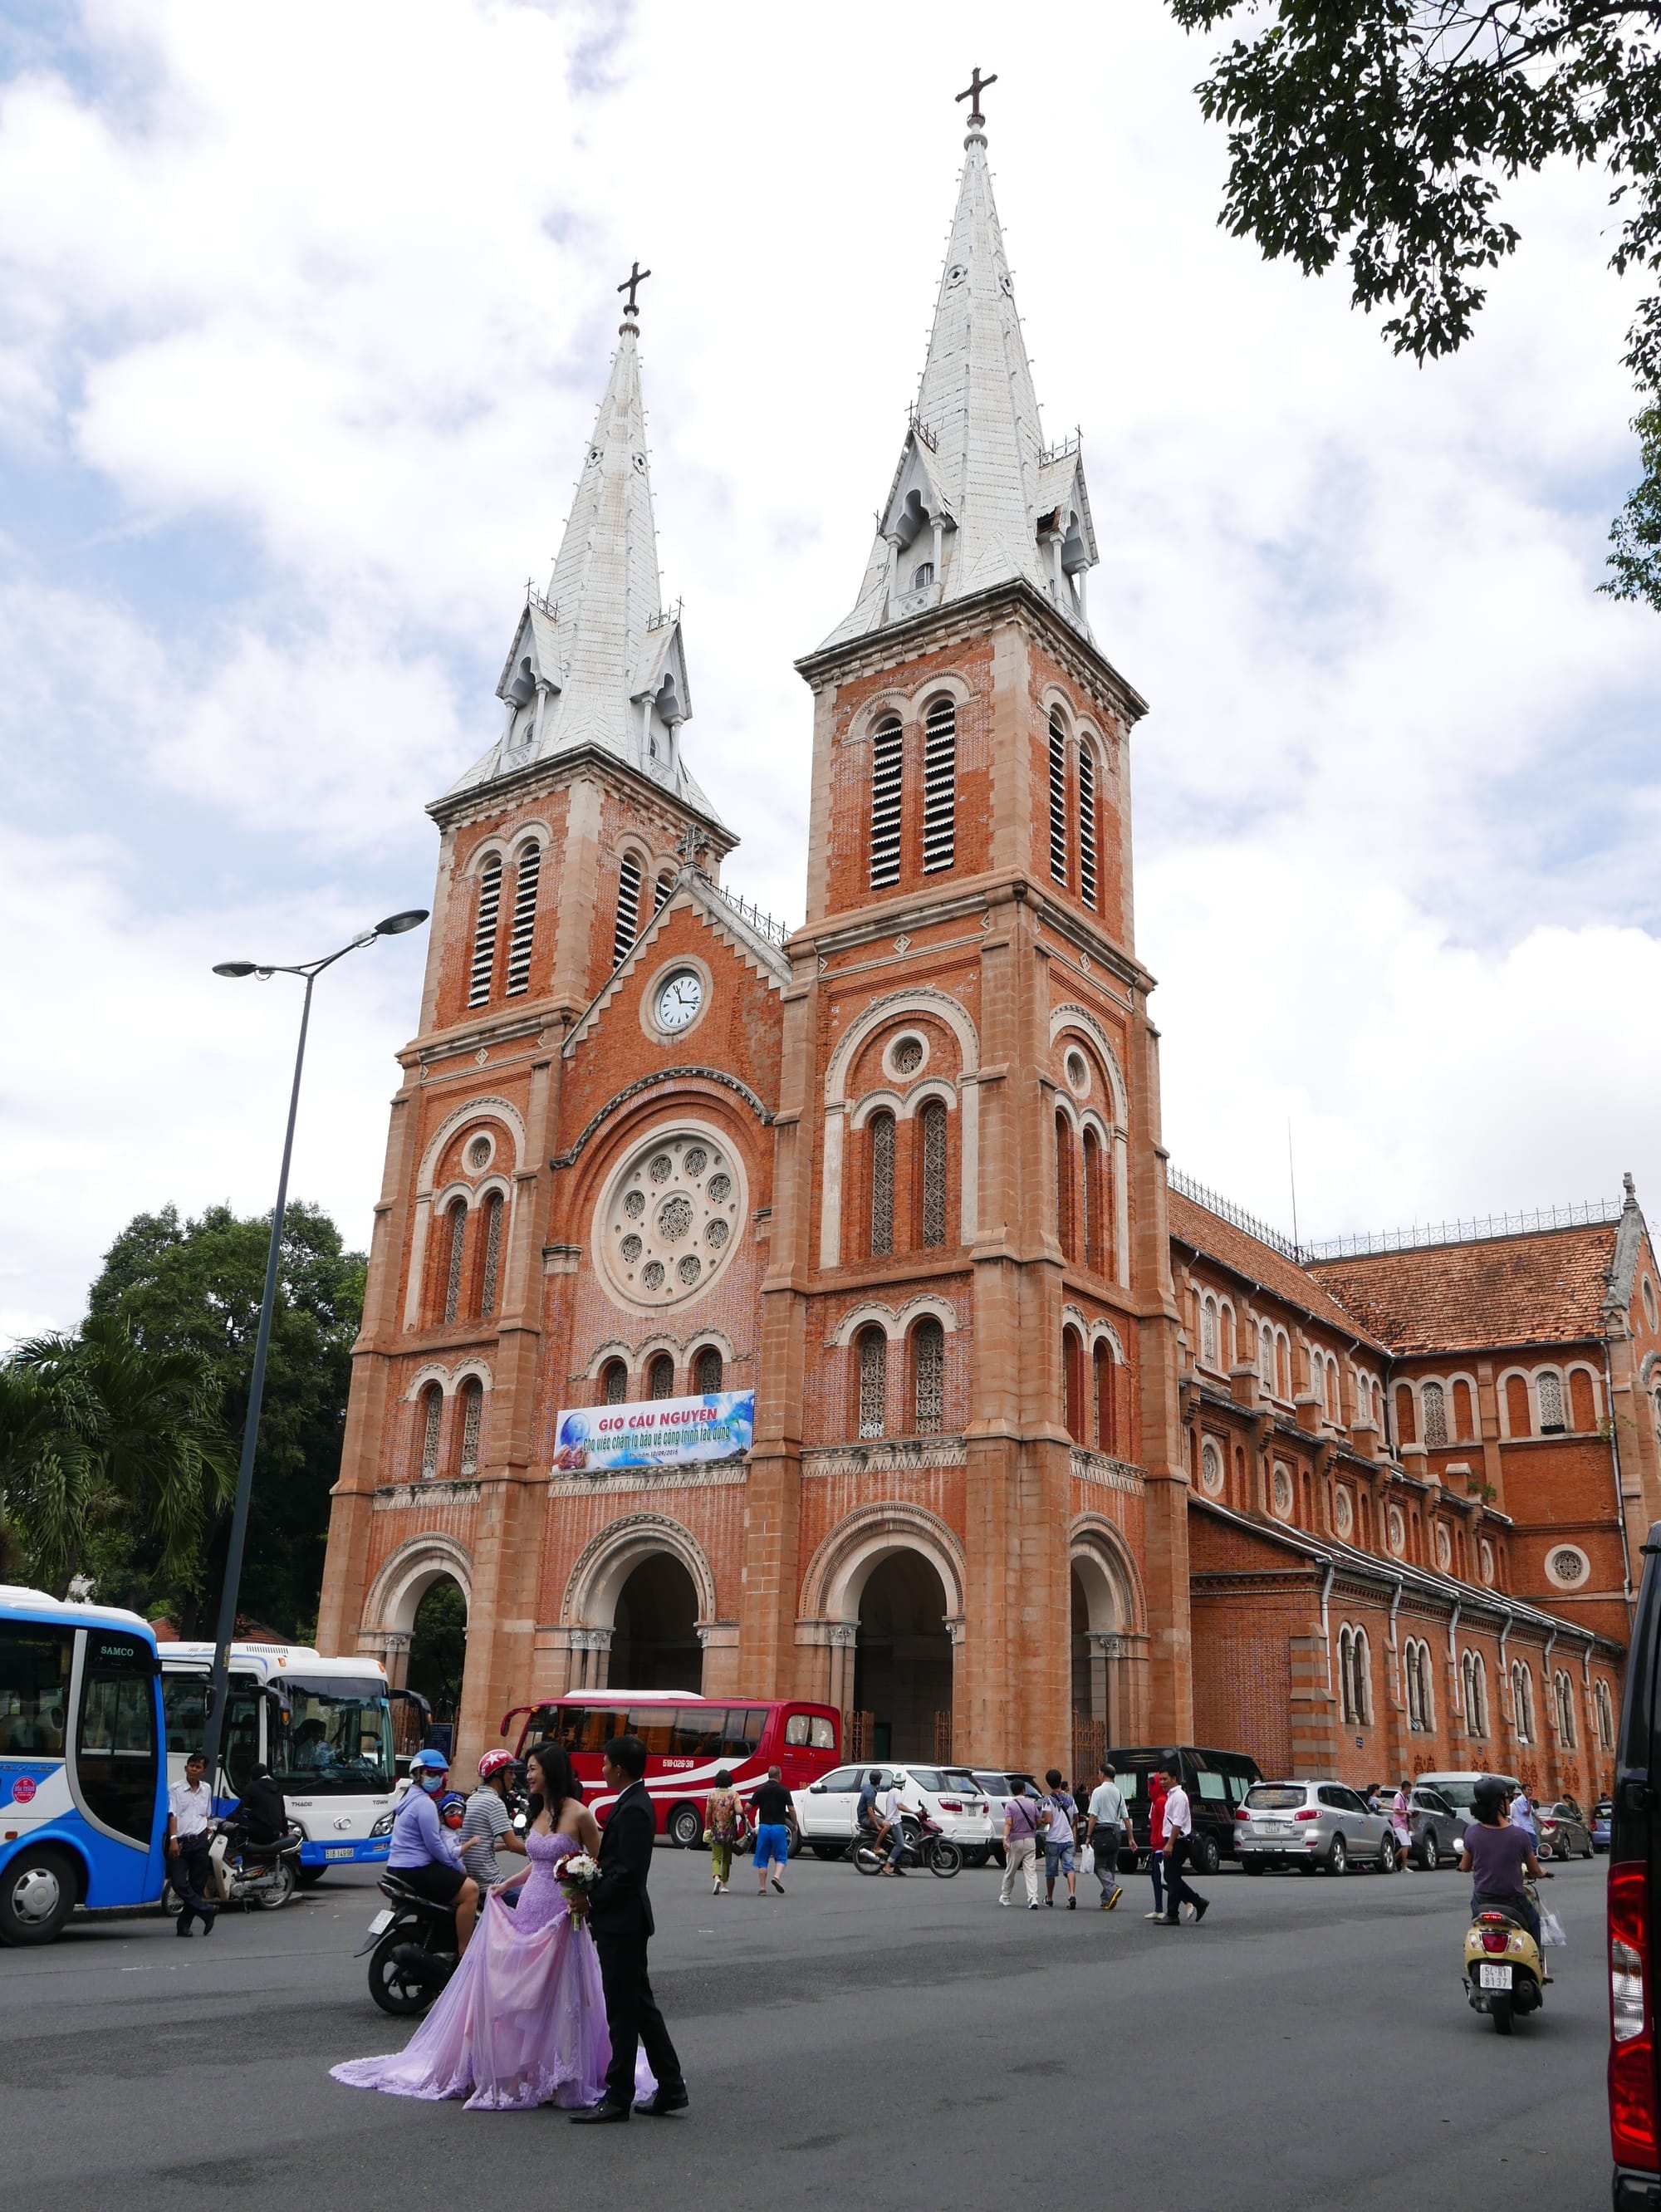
[703, 1768, 746, 1895]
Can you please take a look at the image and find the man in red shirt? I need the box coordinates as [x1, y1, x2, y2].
[1145, 1770, 1169, 1920]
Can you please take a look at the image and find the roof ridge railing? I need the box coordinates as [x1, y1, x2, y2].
[704, 877, 791, 949]
[646, 598, 682, 632]
[527, 586, 559, 619]
[1302, 1199, 1624, 1262]
[909, 410, 938, 454]
[1168, 1168, 1302, 1263]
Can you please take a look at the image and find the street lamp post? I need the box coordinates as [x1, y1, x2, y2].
[200, 909, 429, 1792]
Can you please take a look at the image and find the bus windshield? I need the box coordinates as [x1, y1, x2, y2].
[0, 1621, 72, 1757]
[272, 1677, 394, 1795]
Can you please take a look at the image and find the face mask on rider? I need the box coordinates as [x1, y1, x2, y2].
[419, 1775, 445, 1794]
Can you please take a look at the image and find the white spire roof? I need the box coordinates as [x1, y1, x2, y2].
[819, 118, 1097, 652]
[445, 316, 721, 824]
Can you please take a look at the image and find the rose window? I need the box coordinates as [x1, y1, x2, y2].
[467, 1135, 492, 1172]
[1548, 1545, 1588, 1586]
[596, 1129, 746, 1309]
[893, 1037, 924, 1075]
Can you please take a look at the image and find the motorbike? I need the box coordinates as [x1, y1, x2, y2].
[852, 1811, 963, 1879]
[356, 1872, 460, 2016]
[1463, 1876, 1547, 2034]
[206, 1817, 304, 1911]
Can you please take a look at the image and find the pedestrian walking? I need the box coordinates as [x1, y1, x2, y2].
[1039, 1768, 1080, 1909]
[1084, 1760, 1127, 1910]
[1159, 1757, 1208, 1925]
[998, 1783, 1043, 1908]
[1145, 1768, 1169, 1920]
[749, 1764, 793, 1896]
[1508, 1785, 1538, 1848]
[1389, 1778, 1412, 1871]
[167, 1750, 218, 1936]
[703, 1768, 744, 1895]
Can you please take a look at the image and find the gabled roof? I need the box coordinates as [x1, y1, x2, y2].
[1167, 1187, 1387, 1351]
[563, 869, 791, 1059]
[1308, 1225, 1622, 1356]
[817, 118, 1097, 652]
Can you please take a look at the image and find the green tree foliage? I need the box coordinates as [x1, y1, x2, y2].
[0, 1316, 234, 1601]
[85, 1201, 365, 1636]
[1167, 2, 1661, 606]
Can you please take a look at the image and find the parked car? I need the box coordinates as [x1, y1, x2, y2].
[1110, 1744, 1263, 1872]
[1401, 1783, 1465, 1870]
[1594, 1798, 1613, 1853]
[1235, 1779, 1402, 1874]
[968, 1770, 1041, 1868]
[1537, 1798, 1595, 1860]
[791, 1762, 993, 1861]
[1416, 1770, 1522, 1822]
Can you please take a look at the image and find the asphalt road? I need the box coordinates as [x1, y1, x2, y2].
[2, 1848, 1610, 2211]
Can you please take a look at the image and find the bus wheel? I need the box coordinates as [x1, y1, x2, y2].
[0, 1847, 79, 1946]
[667, 1803, 703, 1852]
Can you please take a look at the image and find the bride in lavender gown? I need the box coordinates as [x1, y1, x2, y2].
[331, 1743, 654, 2112]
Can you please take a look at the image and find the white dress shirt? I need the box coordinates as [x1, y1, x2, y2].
[1162, 1783, 1193, 1839]
[169, 1778, 212, 1838]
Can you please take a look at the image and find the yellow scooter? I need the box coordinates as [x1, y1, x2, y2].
[1463, 1880, 1546, 2034]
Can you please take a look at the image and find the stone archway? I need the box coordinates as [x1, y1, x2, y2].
[610, 1552, 703, 1693]
[559, 1513, 717, 1695]
[362, 1535, 473, 1697]
[853, 1549, 953, 1763]
[1069, 1518, 1148, 1750]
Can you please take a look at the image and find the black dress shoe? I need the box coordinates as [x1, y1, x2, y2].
[570, 2102, 631, 2125]
[635, 2085, 689, 2116]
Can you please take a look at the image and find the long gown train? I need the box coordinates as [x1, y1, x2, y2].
[331, 1827, 654, 2111]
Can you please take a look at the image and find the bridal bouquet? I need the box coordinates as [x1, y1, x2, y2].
[557, 1851, 600, 1927]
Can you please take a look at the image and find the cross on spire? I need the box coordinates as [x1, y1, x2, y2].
[618, 260, 652, 316]
[954, 66, 997, 125]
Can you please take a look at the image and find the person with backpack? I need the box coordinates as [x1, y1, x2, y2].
[1039, 1768, 1080, 1910]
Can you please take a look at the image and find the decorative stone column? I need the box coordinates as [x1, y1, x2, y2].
[697, 1620, 741, 1699]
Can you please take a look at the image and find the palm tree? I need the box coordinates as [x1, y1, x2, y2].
[0, 1315, 233, 1597]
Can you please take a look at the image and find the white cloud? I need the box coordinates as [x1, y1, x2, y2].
[2, 0, 1659, 1333]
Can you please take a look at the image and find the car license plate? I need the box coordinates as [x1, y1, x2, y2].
[326, 1847, 354, 1861]
[1478, 1962, 1512, 1991]
[1257, 1824, 1290, 1838]
[367, 1908, 394, 1935]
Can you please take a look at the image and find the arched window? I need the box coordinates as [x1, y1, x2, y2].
[1077, 740, 1099, 910]
[1340, 1628, 1358, 1722]
[1597, 1679, 1615, 1752]
[1421, 1380, 1447, 1447]
[1047, 712, 1068, 885]
[912, 1317, 944, 1435]
[1569, 1366, 1597, 1431]
[693, 1345, 723, 1395]
[1394, 1381, 1418, 1444]
[870, 715, 903, 890]
[654, 868, 675, 913]
[1537, 1370, 1565, 1433]
[1512, 1661, 1535, 1744]
[1555, 1670, 1576, 1749]
[922, 696, 955, 873]
[1504, 1374, 1531, 1436]
[505, 840, 541, 996]
[1200, 1296, 1218, 1368]
[1405, 1639, 1423, 1729]
[1452, 1378, 1475, 1439]
[442, 1198, 468, 1325]
[1260, 1322, 1276, 1395]
[648, 1352, 674, 1400]
[869, 1111, 896, 1258]
[1277, 1335, 1291, 1401]
[1095, 1341, 1117, 1454]
[919, 1099, 948, 1248]
[1464, 1651, 1488, 1738]
[857, 1327, 887, 1439]
[416, 1385, 443, 1479]
[457, 1377, 483, 1477]
[613, 852, 644, 965]
[1324, 1356, 1339, 1420]
[600, 1359, 628, 1405]
[1063, 1326, 1085, 1443]
[1055, 1112, 1076, 1261]
[1081, 1128, 1101, 1273]
[468, 855, 502, 1007]
[911, 559, 934, 589]
[479, 1190, 505, 1318]
[1353, 1629, 1371, 1723]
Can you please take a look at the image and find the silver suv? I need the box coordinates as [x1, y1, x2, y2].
[1236, 1780, 1400, 1875]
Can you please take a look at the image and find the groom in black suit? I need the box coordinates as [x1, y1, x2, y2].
[571, 1734, 688, 2122]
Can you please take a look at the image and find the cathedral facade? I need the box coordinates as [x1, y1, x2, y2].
[317, 105, 1648, 1806]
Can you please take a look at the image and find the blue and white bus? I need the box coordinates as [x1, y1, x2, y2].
[159, 1642, 403, 1881]
[0, 1584, 168, 1945]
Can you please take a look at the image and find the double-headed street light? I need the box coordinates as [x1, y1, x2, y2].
[200, 908, 429, 1789]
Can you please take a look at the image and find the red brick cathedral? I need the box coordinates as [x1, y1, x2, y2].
[318, 102, 1652, 1804]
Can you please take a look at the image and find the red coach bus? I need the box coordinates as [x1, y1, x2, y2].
[497, 1691, 840, 1850]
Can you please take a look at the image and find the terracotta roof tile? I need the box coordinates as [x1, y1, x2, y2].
[1306, 1226, 1618, 1355]
[1166, 1189, 1386, 1349]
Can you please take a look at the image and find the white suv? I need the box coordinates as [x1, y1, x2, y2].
[791, 1763, 994, 1860]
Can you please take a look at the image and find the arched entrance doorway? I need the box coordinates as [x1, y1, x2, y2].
[362, 1537, 473, 1762]
[610, 1553, 703, 1692]
[853, 1551, 952, 1762]
[408, 1577, 468, 1747]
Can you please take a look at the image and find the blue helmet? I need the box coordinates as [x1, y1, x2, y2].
[410, 1749, 450, 1773]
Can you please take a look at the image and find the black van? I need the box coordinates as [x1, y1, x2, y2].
[1106, 1744, 1264, 1873]
[1611, 1523, 1661, 2209]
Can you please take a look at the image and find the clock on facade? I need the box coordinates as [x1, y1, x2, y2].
[655, 970, 703, 1032]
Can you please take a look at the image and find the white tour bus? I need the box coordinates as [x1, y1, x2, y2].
[159, 1643, 417, 1882]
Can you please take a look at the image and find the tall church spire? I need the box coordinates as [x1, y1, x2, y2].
[445, 287, 718, 824]
[819, 90, 1098, 652]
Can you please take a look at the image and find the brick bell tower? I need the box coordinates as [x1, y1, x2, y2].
[318, 282, 737, 1743]
[748, 82, 1191, 1760]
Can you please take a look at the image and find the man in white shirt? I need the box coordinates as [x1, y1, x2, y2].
[1084, 1760, 1127, 1911]
[1159, 1758, 1208, 1926]
[875, 1779, 909, 1875]
[167, 1751, 218, 1936]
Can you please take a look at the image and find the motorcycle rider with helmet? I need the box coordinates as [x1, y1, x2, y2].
[459, 1749, 527, 1903]
[1460, 1773, 1544, 1943]
[388, 1749, 481, 1954]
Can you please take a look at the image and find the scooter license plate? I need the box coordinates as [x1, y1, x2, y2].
[367, 1909, 394, 1936]
[1478, 1962, 1512, 1990]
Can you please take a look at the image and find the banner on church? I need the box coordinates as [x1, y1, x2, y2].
[552, 1389, 755, 1476]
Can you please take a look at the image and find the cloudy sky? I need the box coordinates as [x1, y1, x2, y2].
[3, 0, 1659, 1341]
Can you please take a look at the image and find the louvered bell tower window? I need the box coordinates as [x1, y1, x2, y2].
[505, 843, 541, 995]
[870, 717, 903, 890]
[614, 854, 643, 965]
[1078, 743, 1098, 909]
[468, 856, 502, 1007]
[922, 698, 955, 872]
[1047, 714, 1068, 886]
